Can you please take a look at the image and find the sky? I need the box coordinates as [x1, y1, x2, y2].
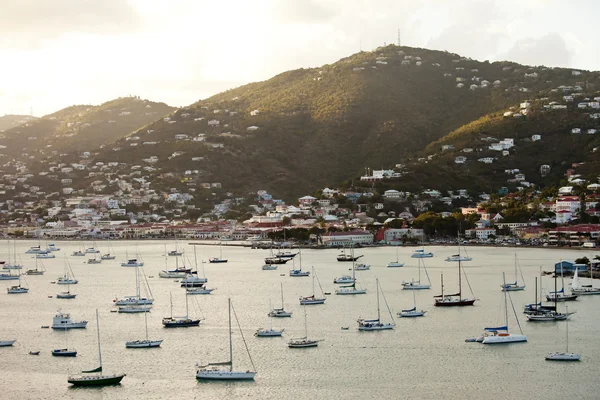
[1, 0, 599, 116]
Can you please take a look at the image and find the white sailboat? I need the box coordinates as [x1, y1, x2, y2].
[162, 292, 201, 327]
[500, 254, 526, 291]
[114, 263, 153, 306]
[571, 265, 600, 295]
[357, 278, 395, 330]
[402, 256, 432, 290]
[0, 339, 16, 347]
[411, 248, 434, 258]
[196, 298, 256, 380]
[57, 278, 77, 299]
[51, 310, 87, 329]
[387, 245, 404, 267]
[25, 257, 45, 275]
[57, 258, 78, 285]
[288, 307, 319, 348]
[208, 238, 228, 263]
[4, 239, 23, 270]
[7, 274, 29, 294]
[546, 306, 581, 361]
[480, 273, 527, 344]
[255, 301, 284, 337]
[125, 312, 163, 348]
[269, 283, 292, 317]
[101, 238, 116, 260]
[289, 250, 310, 277]
[121, 249, 144, 267]
[185, 249, 215, 294]
[299, 267, 326, 305]
[398, 289, 426, 317]
[335, 255, 366, 295]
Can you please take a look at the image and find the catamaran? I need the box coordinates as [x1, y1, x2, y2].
[478, 273, 527, 344]
[357, 278, 395, 330]
[68, 309, 126, 386]
[196, 298, 257, 380]
[299, 267, 326, 305]
[501, 254, 526, 291]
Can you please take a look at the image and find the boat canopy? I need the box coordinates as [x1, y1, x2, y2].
[82, 366, 102, 373]
[484, 326, 507, 332]
[434, 292, 460, 298]
[401, 307, 416, 313]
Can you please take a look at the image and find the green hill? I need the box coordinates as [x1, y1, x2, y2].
[0, 97, 175, 158]
[88, 45, 598, 199]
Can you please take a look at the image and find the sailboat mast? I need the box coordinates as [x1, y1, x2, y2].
[565, 305, 569, 353]
[457, 232, 462, 298]
[503, 272, 509, 330]
[441, 273, 444, 297]
[376, 278, 381, 321]
[170, 292, 173, 319]
[554, 265, 558, 309]
[280, 282, 284, 309]
[96, 309, 102, 370]
[228, 298, 233, 371]
[144, 310, 149, 341]
[304, 307, 308, 339]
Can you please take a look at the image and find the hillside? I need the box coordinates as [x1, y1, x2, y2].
[0, 97, 175, 158]
[0, 114, 37, 131]
[82, 44, 598, 200]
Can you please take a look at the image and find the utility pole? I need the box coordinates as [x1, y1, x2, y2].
[397, 29, 401, 46]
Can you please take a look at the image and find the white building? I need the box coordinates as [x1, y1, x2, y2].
[465, 228, 496, 240]
[322, 230, 374, 246]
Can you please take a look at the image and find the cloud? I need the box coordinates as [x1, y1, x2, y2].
[0, 0, 140, 48]
[498, 33, 572, 68]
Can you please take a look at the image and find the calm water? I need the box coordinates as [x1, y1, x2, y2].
[1, 241, 600, 399]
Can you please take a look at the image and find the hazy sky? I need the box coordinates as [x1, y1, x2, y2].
[1, 0, 598, 116]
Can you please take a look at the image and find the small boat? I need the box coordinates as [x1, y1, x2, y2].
[337, 250, 363, 262]
[387, 245, 404, 267]
[85, 247, 100, 254]
[196, 299, 257, 380]
[402, 257, 432, 290]
[571, 267, 600, 295]
[7, 274, 29, 294]
[269, 283, 292, 317]
[121, 259, 144, 267]
[56, 291, 77, 299]
[333, 275, 355, 284]
[41, 326, 49, 329]
[208, 241, 228, 263]
[262, 264, 277, 270]
[341, 327, 349, 330]
[71, 251, 85, 257]
[118, 305, 151, 313]
[411, 249, 434, 258]
[186, 285, 215, 295]
[275, 251, 298, 259]
[51, 311, 87, 329]
[125, 313, 163, 348]
[357, 278, 395, 331]
[168, 250, 183, 257]
[47, 244, 60, 252]
[500, 254, 526, 291]
[546, 306, 580, 361]
[87, 258, 102, 264]
[255, 301, 284, 337]
[354, 263, 370, 271]
[288, 308, 319, 348]
[180, 274, 208, 287]
[36, 252, 55, 259]
[26, 246, 44, 254]
[29, 351, 40, 355]
[0, 340, 16, 347]
[289, 269, 310, 277]
[159, 270, 187, 278]
[264, 256, 289, 264]
[435, 234, 476, 307]
[26, 257, 45, 275]
[0, 272, 19, 280]
[57, 259, 78, 285]
[52, 348, 77, 357]
[101, 254, 116, 260]
[68, 310, 126, 386]
[445, 254, 472, 262]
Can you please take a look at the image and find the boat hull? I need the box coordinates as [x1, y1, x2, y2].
[162, 319, 200, 327]
[335, 289, 367, 295]
[262, 265, 277, 270]
[25, 270, 44, 275]
[196, 370, 256, 380]
[434, 298, 476, 307]
[186, 289, 214, 295]
[269, 310, 292, 318]
[52, 349, 77, 357]
[118, 306, 152, 313]
[125, 340, 163, 348]
[0, 340, 16, 347]
[68, 374, 125, 386]
[56, 293, 77, 299]
[398, 311, 426, 317]
[288, 340, 318, 348]
[358, 324, 394, 331]
[255, 330, 283, 337]
[501, 285, 525, 292]
[402, 283, 431, 290]
[209, 259, 228, 264]
[114, 298, 154, 306]
[52, 323, 87, 329]
[299, 298, 325, 305]
[545, 352, 581, 361]
[0, 275, 19, 280]
[289, 271, 310, 277]
[386, 262, 404, 268]
[481, 334, 527, 344]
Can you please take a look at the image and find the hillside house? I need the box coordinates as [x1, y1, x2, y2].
[383, 190, 403, 200]
[456, 83, 465, 88]
[246, 126, 259, 131]
[591, 113, 600, 119]
[455, 156, 467, 164]
[298, 196, 317, 206]
[478, 157, 494, 164]
[250, 110, 259, 116]
[540, 165, 551, 176]
[588, 129, 597, 135]
[520, 102, 531, 109]
[572, 128, 581, 134]
[465, 228, 496, 240]
[532, 134, 541, 141]
[462, 148, 473, 153]
[174, 134, 188, 140]
[442, 145, 454, 151]
[572, 71, 582, 76]
[208, 120, 220, 126]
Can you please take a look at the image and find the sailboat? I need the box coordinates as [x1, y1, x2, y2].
[269, 283, 292, 317]
[68, 309, 126, 386]
[288, 308, 319, 348]
[398, 289, 426, 317]
[115, 263, 153, 306]
[387, 245, 404, 268]
[0, 339, 16, 347]
[546, 306, 581, 361]
[445, 235, 472, 262]
[209, 239, 228, 263]
[546, 264, 578, 302]
[299, 267, 326, 305]
[85, 243, 100, 254]
[52, 327, 77, 357]
[185, 249, 215, 294]
[196, 298, 256, 380]
[25, 257, 45, 275]
[571, 265, 600, 295]
[101, 238, 116, 260]
[527, 269, 573, 321]
[402, 256, 432, 290]
[411, 248, 434, 258]
[479, 273, 527, 344]
[357, 278, 395, 330]
[4, 239, 22, 270]
[125, 312, 163, 348]
[289, 250, 310, 277]
[168, 240, 183, 256]
[57, 278, 77, 299]
[335, 253, 367, 295]
[434, 233, 475, 306]
[162, 292, 201, 327]
[337, 248, 363, 262]
[501, 254, 526, 291]
[255, 301, 284, 337]
[7, 273, 29, 294]
[57, 258, 78, 285]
